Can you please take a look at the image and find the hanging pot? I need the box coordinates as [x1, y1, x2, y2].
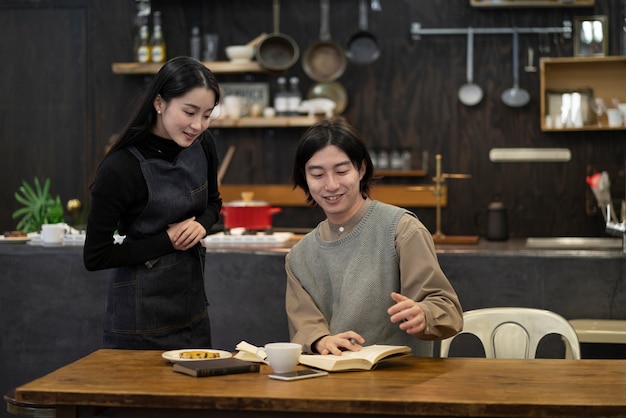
[302, 0, 347, 82]
[345, 0, 380, 65]
[221, 194, 282, 231]
[255, 0, 300, 72]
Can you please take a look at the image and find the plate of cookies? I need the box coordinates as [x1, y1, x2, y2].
[1, 231, 30, 244]
[162, 349, 233, 362]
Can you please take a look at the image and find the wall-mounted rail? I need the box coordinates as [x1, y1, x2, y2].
[410, 21, 572, 40]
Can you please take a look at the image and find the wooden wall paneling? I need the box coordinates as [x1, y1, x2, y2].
[0, 3, 87, 230]
[0, 0, 624, 238]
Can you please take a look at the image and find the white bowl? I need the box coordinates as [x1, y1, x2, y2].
[225, 45, 254, 63]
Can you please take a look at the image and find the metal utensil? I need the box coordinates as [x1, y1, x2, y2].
[524, 46, 537, 72]
[501, 30, 530, 108]
[457, 28, 483, 106]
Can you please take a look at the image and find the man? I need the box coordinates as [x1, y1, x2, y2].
[286, 118, 463, 356]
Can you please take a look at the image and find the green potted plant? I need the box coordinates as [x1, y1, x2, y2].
[12, 177, 64, 233]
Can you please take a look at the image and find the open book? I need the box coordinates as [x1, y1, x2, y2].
[298, 344, 411, 372]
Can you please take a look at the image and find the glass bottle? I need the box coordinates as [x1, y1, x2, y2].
[136, 23, 151, 63]
[377, 149, 389, 170]
[150, 11, 166, 63]
[190, 26, 201, 61]
[390, 149, 403, 170]
[287, 77, 302, 116]
[274, 77, 289, 116]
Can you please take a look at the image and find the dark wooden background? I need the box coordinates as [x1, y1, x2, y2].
[0, 0, 624, 238]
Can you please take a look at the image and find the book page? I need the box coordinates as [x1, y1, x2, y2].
[299, 345, 411, 372]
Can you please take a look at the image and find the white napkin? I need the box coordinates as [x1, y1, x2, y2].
[234, 340, 266, 362]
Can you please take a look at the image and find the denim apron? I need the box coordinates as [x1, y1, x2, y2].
[103, 140, 211, 350]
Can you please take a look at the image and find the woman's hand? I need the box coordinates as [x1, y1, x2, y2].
[315, 332, 365, 355]
[387, 292, 426, 335]
[167, 217, 206, 251]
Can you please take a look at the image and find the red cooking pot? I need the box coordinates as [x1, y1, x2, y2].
[221, 196, 282, 231]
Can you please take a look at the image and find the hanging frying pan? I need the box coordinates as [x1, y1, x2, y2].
[255, 0, 299, 72]
[345, 0, 380, 65]
[302, 0, 347, 82]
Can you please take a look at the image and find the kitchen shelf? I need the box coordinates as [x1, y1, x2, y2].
[375, 170, 427, 177]
[112, 61, 264, 75]
[220, 184, 446, 208]
[210, 116, 323, 128]
[470, 0, 594, 7]
[540, 56, 626, 132]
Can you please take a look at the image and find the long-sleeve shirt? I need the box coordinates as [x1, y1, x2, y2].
[286, 199, 463, 354]
[83, 132, 221, 271]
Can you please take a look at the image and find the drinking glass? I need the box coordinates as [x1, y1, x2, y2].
[203, 34, 219, 62]
[591, 97, 606, 127]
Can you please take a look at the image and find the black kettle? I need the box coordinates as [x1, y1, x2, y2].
[485, 200, 509, 241]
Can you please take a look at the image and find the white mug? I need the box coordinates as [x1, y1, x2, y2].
[256, 342, 302, 373]
[222, 95, 245, 119]
[41, 223, 65, 246]
[606, 109, 623, 127]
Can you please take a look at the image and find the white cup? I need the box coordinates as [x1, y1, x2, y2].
[256, 342, 302, 373]
[41, 223, 65, 246]
[606, 108, 623, 127]
[222, 95, 245, 119]
[617, 103, 626, 121]
[263, 107, 276, 118]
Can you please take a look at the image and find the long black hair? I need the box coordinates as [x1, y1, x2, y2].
[105, 56, 220, 158]
[292, 117, 375, 205]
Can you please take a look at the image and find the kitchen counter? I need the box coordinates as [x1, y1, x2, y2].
[203, 235, 626, 257]
[1, 239, 625, 418]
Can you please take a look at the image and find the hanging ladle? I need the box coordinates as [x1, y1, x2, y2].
[501, 29, 530, 108]
[457, 28, 483, 107]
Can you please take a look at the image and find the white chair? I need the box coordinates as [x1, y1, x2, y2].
[440, 307, 581, 359]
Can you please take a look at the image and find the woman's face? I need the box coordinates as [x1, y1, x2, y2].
[151, 87, 216, 147]
[305, 144, 365, 225]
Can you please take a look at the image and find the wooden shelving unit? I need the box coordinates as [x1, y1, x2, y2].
[112, 63, 325, 128]
[210, 116, 323, 128]
[112, 61, 264, 75]
[220, 184, 446, 208]
[470, 0, 594, 7]
[374, 170, 427, 178]
[540, 56, 626, 132]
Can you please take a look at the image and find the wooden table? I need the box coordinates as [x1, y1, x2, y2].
[12, 349, 626, 418]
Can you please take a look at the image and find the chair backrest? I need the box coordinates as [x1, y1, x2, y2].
[440, 307, 581, 359]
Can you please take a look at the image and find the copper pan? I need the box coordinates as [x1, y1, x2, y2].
[302, 0, 347, 82]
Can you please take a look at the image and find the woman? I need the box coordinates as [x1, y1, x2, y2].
[84, 56, 222, 350]
[286, 118, 463, 356]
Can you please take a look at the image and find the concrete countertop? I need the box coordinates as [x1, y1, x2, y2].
[201, 236, 626, 258]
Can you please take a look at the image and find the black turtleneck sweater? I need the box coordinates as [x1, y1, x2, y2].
[83, 132, 222, 271]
